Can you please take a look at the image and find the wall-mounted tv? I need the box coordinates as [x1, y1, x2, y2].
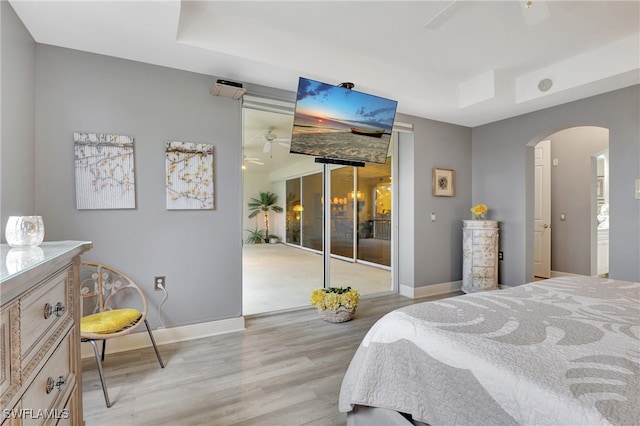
[289, 77, 398, 165]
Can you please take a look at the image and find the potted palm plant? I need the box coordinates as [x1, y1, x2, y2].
[247, 191, 283, 242]
[244, 228, 265, 244]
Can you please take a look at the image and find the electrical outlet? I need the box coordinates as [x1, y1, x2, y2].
[154, 276, 165, 291]
[498, 251, 504, 260]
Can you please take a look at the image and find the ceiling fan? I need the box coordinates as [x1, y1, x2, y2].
[260, 126, 291, 153]
[243, 154, 264, 166]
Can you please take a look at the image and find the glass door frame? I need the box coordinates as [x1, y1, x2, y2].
[321, 132, 400, 294]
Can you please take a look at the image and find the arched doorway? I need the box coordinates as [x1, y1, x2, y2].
[531, 126, 609, 279]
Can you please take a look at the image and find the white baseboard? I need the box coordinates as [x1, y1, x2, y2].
[550, 271, 588, 278]
[399, 280, 462, 299]
[81, 316, 245, 359]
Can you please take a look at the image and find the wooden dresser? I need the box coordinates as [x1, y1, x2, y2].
[1, 241, 91, 425]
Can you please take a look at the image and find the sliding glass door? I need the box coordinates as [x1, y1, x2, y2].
[328, 155, 393, 294]
[356, 158, 392, 267]
[243, 102, 399, 315]
[330, 167, 355, 260]
[282, 137, 396, 296]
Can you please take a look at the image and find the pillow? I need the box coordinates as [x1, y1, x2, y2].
[81, 308, 142, 334]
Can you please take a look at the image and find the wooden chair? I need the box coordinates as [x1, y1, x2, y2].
[79, 261, 164, 407]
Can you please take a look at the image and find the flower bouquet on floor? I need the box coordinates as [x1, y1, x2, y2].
[310, 286, 360, 323]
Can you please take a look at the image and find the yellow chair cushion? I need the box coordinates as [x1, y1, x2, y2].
[81, 309, 142, 334]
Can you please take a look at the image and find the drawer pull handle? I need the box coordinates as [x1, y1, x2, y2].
[54, 302, 66, 317]
[44, 303, 53, 319]
[46, 376, 66, 394]
[43, 302, 65, 319]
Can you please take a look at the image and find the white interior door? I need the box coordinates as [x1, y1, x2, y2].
[534, 140, 551, 278]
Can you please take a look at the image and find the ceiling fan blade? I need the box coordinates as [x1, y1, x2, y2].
[423, 0, 464, 29]
[263, 141, 272, 153]
[250, 131, 266, 141]
[277, 141, 290, 148]
[248, 159, 264, 165]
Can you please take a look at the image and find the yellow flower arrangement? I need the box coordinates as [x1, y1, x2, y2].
[470, 204, 488, 220]
[310, 287, 360, 311]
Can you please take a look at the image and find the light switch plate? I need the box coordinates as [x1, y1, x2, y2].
[636, 179, 640, 199]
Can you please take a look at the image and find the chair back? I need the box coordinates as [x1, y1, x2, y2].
[79, 261, 148, 321]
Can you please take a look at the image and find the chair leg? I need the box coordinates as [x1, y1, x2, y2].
[144, 319, 165, 368]
[101, 339, 106, 362]
[86, 339, 111, 408]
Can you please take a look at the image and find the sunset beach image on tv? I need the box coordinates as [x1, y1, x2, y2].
[289, 77, 398, 164]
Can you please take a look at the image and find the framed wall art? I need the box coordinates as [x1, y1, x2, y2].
[74, 132, 136, 209]
[433, 168, 455, 197]
[165, 140, 215, 210]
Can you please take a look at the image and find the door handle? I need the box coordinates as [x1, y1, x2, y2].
[543, 224, 550, 229]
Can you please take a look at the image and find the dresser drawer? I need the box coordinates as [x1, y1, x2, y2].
[53, 394, 74, 426]
[0, 302, 20, 412]
[0, 305, 12, 402]
[22, 334, 73, 425]
[20, 270, 71, 367]
[471, 245, 496, 266]
[469, 230, 498, 244]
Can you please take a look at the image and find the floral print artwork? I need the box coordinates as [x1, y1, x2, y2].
[74, 132, 136, 210]
[165, 140, 214, 210]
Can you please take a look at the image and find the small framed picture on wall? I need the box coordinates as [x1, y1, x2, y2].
[433, 168, 455, 197]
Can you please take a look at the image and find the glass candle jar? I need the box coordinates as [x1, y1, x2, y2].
[5, 216, 45, 247]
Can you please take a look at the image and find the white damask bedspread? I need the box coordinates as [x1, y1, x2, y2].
[339, 277, 640, 425]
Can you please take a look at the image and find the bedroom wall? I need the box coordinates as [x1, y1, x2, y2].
[396, 114, 472, 291]
[549, 126, 609, 276]
[472, 86, 640, 284]
[33, 44, 244, 328]
[1, 1, 37, 237]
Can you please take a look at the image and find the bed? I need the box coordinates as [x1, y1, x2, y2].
[339, 276, 639, 425]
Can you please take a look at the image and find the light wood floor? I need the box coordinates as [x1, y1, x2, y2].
[82, 292, 460, 425]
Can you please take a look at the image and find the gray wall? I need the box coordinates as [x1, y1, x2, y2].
[397, 132, 416, 287]
[1, 1, 37, 236]
[32, 45, 243, 327]
[397, 114, 472, 289]
[473, 86, 640, 284]
[549, 126, 609, 275]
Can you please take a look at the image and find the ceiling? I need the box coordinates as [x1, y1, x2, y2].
[9, 0, 640, 172]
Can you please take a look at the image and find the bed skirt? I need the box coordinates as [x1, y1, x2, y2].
[347, 405, 429, 426]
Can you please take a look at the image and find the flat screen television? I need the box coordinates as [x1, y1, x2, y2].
[289, 77, 398, 165]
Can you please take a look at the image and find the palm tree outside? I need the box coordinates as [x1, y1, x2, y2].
[247, 191, 283, 240]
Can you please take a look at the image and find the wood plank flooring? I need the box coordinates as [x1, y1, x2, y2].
[82, 292, 460, 426]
